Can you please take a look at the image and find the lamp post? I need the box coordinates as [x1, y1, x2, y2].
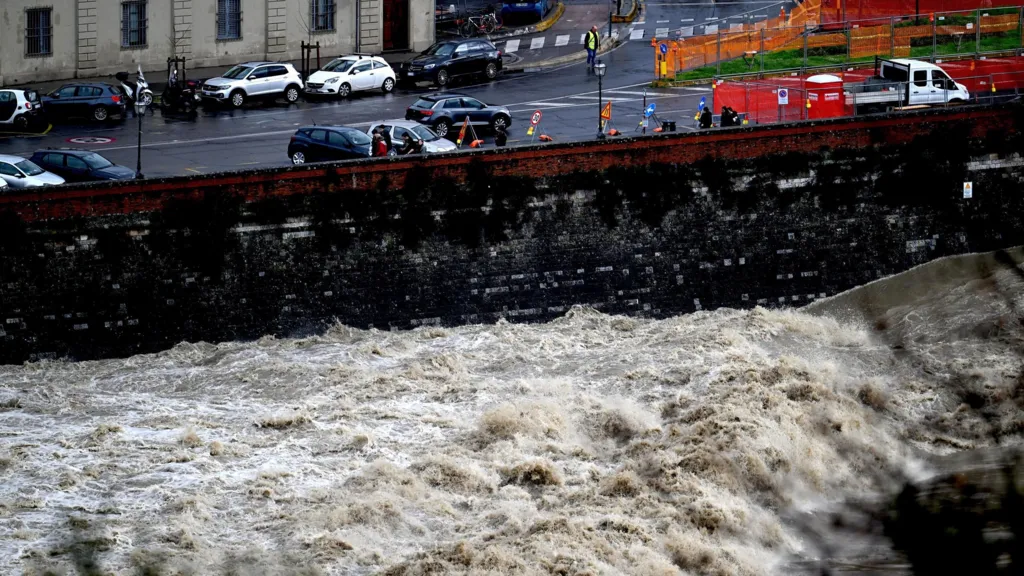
[134, 98, 147, 179]
[595, 60, 607, 140]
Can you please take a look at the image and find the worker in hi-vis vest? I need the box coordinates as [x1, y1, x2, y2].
[585, 26, 599, 68]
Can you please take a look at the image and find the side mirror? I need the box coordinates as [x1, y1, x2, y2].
[49, 93, 60, 99]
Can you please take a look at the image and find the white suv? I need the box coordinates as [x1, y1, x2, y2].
[304, 55, 396, 98]
[200, 62, 304, 108]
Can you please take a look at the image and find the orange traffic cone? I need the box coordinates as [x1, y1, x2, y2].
[469, 139, 484, 148]
[653, 127, 664, 133]
[608, 129, 620, 136]
[538, 134, 553, 142]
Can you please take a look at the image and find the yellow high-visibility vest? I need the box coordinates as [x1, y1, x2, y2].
[586, 31, 598, 50]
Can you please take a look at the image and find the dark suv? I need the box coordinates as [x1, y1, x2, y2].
[41, 83, 126, 123]
[405, 93, 512, 139]
[398, 39, 502, 87]
[29, 149, 135, 182]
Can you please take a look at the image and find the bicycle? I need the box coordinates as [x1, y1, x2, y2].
[460, 12, 502, 37]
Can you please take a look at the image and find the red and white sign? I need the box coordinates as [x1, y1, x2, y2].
[530, 110, 542, 126]
[66, 136, 116, 144]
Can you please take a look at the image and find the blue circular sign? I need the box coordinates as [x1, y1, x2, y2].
[645, 103, 656, 117]
[659, 42, 668, 55]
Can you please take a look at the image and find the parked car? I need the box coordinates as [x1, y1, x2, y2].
[501, 0, 553, 22]
[287, 126, 373, 165]
[0, 176, 6, 192]
[405, 93, 512, 139]
[305, 55, 397, 98]
[201, 62, 304, 108]
[28, 149, 135, 183]
[0, 89, 44, 130]
[398, 39, 503, 87]
[41, 83, 126, 123]
[367, 120, 457, 155]
[0, 154, 65, 188]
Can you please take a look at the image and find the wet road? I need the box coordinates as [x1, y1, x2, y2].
[0, 0, 791, 178]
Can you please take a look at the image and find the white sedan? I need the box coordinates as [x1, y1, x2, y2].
[304, 56, 396, 98]
[367, 121, 457, 155]
[0, 154, 65, 188]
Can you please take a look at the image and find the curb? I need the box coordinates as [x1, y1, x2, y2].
[536, 2, 566, 32]
[611, 0, 640, 23]
[505, 38, 623, 73]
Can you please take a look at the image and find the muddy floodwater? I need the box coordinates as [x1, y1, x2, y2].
[2, 250, 1023, 575]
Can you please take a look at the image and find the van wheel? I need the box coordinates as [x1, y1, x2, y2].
[285, 85, 301, 103]
[92, 106, 109, 122]
[485, 62, 499, 80]
[230, 90, 245, 108]
[435, 69, 450, 87]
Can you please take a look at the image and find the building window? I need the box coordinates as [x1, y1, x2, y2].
[121, 1, 148, 48]
[217, 0, 242, 40]
[25, 8, 53, 56]
[311, 0, 336, 31]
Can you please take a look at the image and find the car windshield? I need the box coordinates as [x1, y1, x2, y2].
[15, 160, 44, 176]
[424, 43, 456, 56]
[322, 59, 355, 73]
[412, 98, 437, 109]
[222, 66, 252, 79]
[345, 130, 372, 146]
[411, 126, 439, 141]
[81, 153, 113, 170]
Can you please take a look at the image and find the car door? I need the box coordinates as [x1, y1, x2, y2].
[461, 97, 489, 124]
[908, 69, 930, 105]
[39, 153, 69, 179]
[65, 154, 93, 181]
[0, 91, 16, 123]
[930, 69, 954, 103]
[448, 43, 471, 77]
[442, 97, 467, 125]
[372, 61, 391, 88]
[46, 85, 79, 118]
[265, 65, 289, 95]
[468, 42, 490, 74]
[327, 130, 354, 159]
[348, 61, 374, 91]
[305, 129, 329, 161]
[0, 161, 22, 187]
[246, 67, 270, 96]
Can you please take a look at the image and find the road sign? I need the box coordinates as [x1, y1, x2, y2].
[644, 103, 656, 117]
[530, 110, 542, 126]
[67, 136, 115, 144]
[963, 181, 973, 198]
[600, 102, 612, 120]
[694, 96, 706, 120]
[659, 42, 668, 55]
[456, 117, 470, 146]
[777, 88, 789, 105]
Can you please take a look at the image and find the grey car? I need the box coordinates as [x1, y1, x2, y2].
[367, 120, 457, 155]
[405, 93, 512, 139]
[0, 153, 65, 188]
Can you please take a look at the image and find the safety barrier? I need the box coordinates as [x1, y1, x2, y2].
[655, 0, 1024, 80]
[825, 0, 1022, 24]
[709, 60, 1024, 126]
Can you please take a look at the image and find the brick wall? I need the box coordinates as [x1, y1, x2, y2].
[1, 106, 1022, 363]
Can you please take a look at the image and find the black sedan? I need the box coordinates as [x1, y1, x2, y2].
[287, 126, 373, 165]
[398, 39, 502, 87]
[40, 83, 126, 123]
[405, 93, 512, 139]
[29, 149, 135, 182]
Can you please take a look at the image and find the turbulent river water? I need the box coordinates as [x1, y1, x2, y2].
[2, 249, 1023, 575]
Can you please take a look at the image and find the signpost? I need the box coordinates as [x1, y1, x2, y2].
[527, 109, 542, 141]
[694, 96, 706, 123]
[777, 88, 789, 105]
[963, 181, 973, 198]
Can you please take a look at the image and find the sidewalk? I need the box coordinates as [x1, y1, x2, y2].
[499, 3, 636, 72]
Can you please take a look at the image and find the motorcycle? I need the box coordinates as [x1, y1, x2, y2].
[116, 65, 153, 108]
[160, 68, 200, 116]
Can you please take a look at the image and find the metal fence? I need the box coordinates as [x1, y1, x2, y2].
[655, 0, 1024, 79]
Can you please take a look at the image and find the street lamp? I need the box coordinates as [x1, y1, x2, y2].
[595, 60, 607, 140]
[134, 98, 147, 179]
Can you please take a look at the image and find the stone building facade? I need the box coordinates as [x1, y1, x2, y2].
[0, 0, 435, 86]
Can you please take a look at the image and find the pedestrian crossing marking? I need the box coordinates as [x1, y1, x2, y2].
[555, 34, 570, 46]
[706, 17, 718, 20]
[681, 18, 694, 21]
[505, 39, 520, 52]
[656, 19, 669, 23]
[580, 33, 587, 44]
[705, 24, 718, 33]
[530, 37, 545, 49]
[681, 26, 694, 36]
[629, 28, 645, 40]
[655, 27, 669, 36]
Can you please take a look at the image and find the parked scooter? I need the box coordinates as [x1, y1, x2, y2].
[160, 67, 200, 116]
[116, 65, 153, 107]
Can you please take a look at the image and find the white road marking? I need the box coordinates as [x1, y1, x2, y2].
[629, 28, 645, 40]
[505, 39, 521, 52]
[706, 17, 718, 20]
[730, 23, 744, 31]
[530, 37, 545, 50]
[580, 33, 587, 44]
[681, 26, 694, 36]
[755, 14, 768, 17]
[656, 27, 669, 36]
[656, 19, 669, 23]
[705, 24, 719, 33]
[607, 90, 678, 97]
[681, 18, 694, 22]
[555, 34, 570, 46]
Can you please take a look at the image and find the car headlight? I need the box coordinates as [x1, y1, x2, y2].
[424, 64, 436, 70]
[325, 77, 339, 84]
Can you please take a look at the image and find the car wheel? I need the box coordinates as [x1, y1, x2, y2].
[485, 62, 499, 80]
[230, 90, 245, 108]
[382, 78, 395, 93]
[491, 114, 510, 131]
[13, 115, 29, 131]
[338, 83, 352, 98]
[285, 85, 300, 103]
[434, 118, 452, 138]
[435, 69, 450, 87]
[92, 106, 109, 122]
[291, 151, 306, 165]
